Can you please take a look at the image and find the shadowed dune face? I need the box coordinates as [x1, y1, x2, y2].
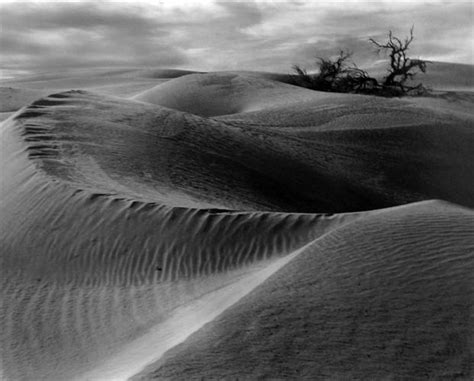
[8, 88, 474, 212]
[1, 68, 473, 380]
[133, 201, 474, 380]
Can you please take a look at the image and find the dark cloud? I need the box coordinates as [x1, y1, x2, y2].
[0, 3, 155, 31]
[0, 1, 471, 77]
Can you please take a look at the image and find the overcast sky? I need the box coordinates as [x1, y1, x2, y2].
[0, 0, 472, 78]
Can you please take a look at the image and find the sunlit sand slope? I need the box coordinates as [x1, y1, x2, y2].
[0, 68, 199, 107]
[134, 200, 474, 380]
[0, 87, 49, 112]
[133, 72, 326, 116]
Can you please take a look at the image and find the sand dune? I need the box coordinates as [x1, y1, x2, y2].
[0, 87, 50, 112]
[1, 65, 473, 380]
[78, 245, 307, 381]
[10, 87, 474, 212]
[133, 71, 327, 116]
[0, 68, 199, 108]
[133, 200, 474, 380]
[368, 61, 474, 92]
[1, 104, 362, 379]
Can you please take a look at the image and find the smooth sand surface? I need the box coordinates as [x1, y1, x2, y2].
[0, 87, 50, 112]
[1, 63, 473, 380]
[0, 67, 198, 111]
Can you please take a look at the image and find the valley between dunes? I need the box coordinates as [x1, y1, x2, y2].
[1, 64, 473, 380]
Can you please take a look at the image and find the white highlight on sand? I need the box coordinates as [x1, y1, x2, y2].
[77, 245, 307, 381]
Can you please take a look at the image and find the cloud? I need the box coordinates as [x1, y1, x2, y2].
[0, 0, 471, 77]
[0, 2, 187, 71]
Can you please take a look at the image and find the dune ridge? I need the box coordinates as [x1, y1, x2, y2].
[1, 104, 363, 380]
[1, 68, 473, 380]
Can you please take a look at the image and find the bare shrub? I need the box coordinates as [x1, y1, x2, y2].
[292, 51, 379, 94]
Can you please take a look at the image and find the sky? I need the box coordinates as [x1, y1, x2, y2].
[0, 0, 472, 78]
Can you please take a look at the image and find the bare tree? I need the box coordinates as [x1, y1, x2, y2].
[369, 26, 428, 94]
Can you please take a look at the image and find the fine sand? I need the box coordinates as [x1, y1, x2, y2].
[1, 63, 473, 380]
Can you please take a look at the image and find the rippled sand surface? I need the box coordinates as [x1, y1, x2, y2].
[1, 67, 473, 380]
[134, 200, 474, 380]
